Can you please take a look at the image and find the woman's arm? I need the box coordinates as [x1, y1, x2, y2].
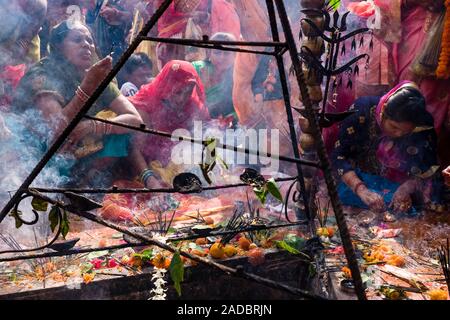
[106, 94, 143, 133]
[128, 133, 164, 188]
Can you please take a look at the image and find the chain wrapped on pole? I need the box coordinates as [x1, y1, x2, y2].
[273, 0, 367, 300]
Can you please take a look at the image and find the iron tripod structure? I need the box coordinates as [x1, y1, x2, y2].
[0, 0, 366, 300]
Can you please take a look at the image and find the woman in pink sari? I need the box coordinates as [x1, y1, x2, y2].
[371, 0, 450, 166]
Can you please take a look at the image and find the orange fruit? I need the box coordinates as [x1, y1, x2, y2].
[191, 249, 207, 257]
[152, 253, 170, 269]
[224, 244, 237, 257]
[327, 227, 335, 238]
[209, 243, 225, 259]
[204, 217, 214, 225]
[341, 266, 352, 278]
[195, 238, 208, 245]
[238, 237, 251, 250]
[247, 248, 265, 266]
[428, 289, 448, 300]
[98, 239, 107, 248]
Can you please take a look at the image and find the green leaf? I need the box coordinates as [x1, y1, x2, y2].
[276, 240, 300, 255]
[48, 206, 60, 233]
[166, 227, 177, 235]
[266, 178, 283, 202]
[60, 210, 70, 239]
[133, 249, 154, 263]
[80, 262, 94, 275]
[9, 209, 23, 229]
[253, 186, 268, 204]
[328, 0, 341, 10]
[31, 197, 48, 212]
[283, 234, 306, 251]
[169, 251, 184, 296]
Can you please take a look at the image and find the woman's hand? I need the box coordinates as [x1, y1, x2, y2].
[443, 166, 450, 187]
[100, 6, 124, 25]
[358, 189, 386, 212]
[390, 189, 413, 213]
[389, 179, 417, 212]
[145, 176, 165, 189]
[80, 56, 113, 96]
[64, 120, 94, 151]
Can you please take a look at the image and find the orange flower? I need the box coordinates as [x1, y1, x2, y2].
[341, 266, 352, 279]
[437, 3, 450, 79]
[151, 253, 171, 269]
[82, 273, 95, 284]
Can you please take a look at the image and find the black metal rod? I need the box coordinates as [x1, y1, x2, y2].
[273, 0, 366, 300]
[83, 115, 322, 168]
[143, 39, 278, 56]
[139, 36, 287, 48]
[0, 243, 135, 262]
[0, 0, 174, 224]
[31, 176, 297, 195]
[265, 0, 312, 222]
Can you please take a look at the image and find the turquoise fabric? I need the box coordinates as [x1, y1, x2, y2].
[94, 134, 131, 158]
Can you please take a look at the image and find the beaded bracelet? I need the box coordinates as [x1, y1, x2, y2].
[140, 169, 155, 185]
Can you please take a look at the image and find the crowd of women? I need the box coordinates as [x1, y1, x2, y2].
[0, 0, 448, 217]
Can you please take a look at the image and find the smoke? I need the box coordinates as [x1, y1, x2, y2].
[0, 108, 74, 246]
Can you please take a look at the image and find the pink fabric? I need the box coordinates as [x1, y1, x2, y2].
[0, 64, 26, 108]
[392, 7, 450, 132]
[158, 0, 240, 39]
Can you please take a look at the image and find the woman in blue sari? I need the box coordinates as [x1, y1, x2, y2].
[331, 81, 445, 214]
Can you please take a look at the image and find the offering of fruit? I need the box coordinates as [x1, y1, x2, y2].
[238, 237, 251, 251]
[428, 289, 448, 300]
[195, 238, 208, 245]
[204, 217, 214, 225]
[224, 244, 237, 257]
[209, 243, 225, 259]
[247, 248, 265, 266]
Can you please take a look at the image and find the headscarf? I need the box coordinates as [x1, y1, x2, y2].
[375, 80, 433, 183]
[129, 60, 208, 126]
[129, 60, 209, 164]
[375, 80, 420, 127]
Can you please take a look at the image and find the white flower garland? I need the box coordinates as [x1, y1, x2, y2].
[149, 235, 169, 300]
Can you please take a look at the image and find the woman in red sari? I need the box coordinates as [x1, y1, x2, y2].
[128, 60, 210, 188]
